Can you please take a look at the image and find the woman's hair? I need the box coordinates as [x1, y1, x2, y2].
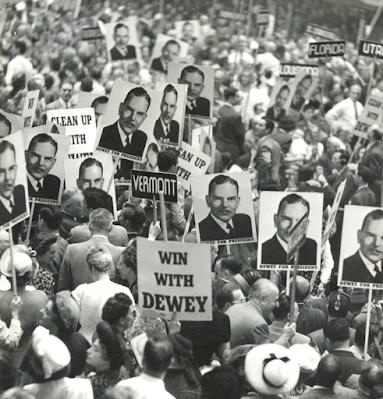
[49, 295, 72, 337]
[97, 321, 125, 371]
[119, 246, 137, 275]
[102, 293, 132, 325]
[86, 246, 113, 273]
[29, 233, 57, 256]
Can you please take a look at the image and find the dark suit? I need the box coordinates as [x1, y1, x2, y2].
[59, 212, 80, 240]
[110, 45, 137, 61]
[351, 187, 376, 207]
[27, 174, 61, 201]
[290, 95, 305, 111]
[99, 121, 147, 158]
[296, 305, 326, 336]
[150, 57, 166, 73]
[332, 349, 364, 385]
[153, 118, 180, 145]
[199, 213, 253, 242]
[270, 128, 292, 155]
[186, 97, 210, 118]
[261, 234, 317, 265]
[0, 185, 27, 226]
[342, 251, 383, 283]
[265, 106, 285, 122]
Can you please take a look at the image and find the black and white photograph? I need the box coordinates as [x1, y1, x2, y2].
[153, 81, 187, 147]
[77, 92, 109, 128]
[191, 124, 216, 174]
[104, 20, 139, 63]
[289, 70, 319, 112]
[0, 110, 23, 136]
[23, 131, 70, 204]
[265, 80, 294, 122]
[64, 151, 117, 219]
[257, 191, 323, 270]
[167, 62, 214, 120]
[149, 34, 189, 75]
[174, 20, 200, 44]
[0, 131, 29, 229]
[191, 172, 257, 244]
[339, 205, 383, 290]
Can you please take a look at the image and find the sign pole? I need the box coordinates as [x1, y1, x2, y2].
[187, 116, 192, 145]
[8, 225, 17, 297]
[26, 200, 36, 243]
[159, 191, 168, 242]
[182, 205, 194, 243]
[226, 242, 231, 254]
[366, 56, 376, 97]
[290, 250, 299, 323]
[321, 56, 328, 111]
[364, 288, 373, 356]
[153, 196, 157, 223]
[286, 267, 291, 296]
[108, 157, 121, 193]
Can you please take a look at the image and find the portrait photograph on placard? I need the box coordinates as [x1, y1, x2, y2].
[167, 62, 214, 120]
[64, 151, 117, 219]
[104, 19, 139, 63]
[77, 92, 109, 128]
[289, 71, 319, 112]
[149, 34, 189, 76]
[174, 20, 200, 43]
[0, 131, 29, 229]
[257, 191, 323, 270]
[191, 171, 257, 244]
[23, 131, 70, 204]
[339, 205, 383, 290]
[0, 109, 23, 135]
[191, 124, 216, 173]
[265, 80, 294, 122]
[153, 81, 187, 147]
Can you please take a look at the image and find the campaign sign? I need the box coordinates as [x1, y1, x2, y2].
[353, 94, 383, 139]
[287, 212, 309, 262]
[81, 26, 104, 41]
[219, 9, 247, 21]
[137, 237, 212, 321]
[280, 63, 319, 78]
[306, 24, 337, 41]
[131, 170, 178, 203]
[47, 108, 96, 158]
[257, 10, 269, 25]
[22, 90, 39, 128]
[308, 41, 346, 58]
[358, 40, 383, 59]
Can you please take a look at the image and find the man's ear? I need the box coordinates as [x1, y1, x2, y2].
[205, 195, 210, 208]
[357, 229, 361, 244]
[76, 179, 81, 189]
[118, 103, 123, 115]
[273, 214, 278, 228]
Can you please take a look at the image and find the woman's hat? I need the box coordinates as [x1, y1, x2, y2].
[0, 245, 39, 279]
[289, 344, 320, 373]
[245, 343, 300, 395]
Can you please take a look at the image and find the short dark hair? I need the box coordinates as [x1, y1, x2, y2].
[208, 175, 239, 196]
[277, 193, 310, 216]
[316, 354, 342, 388]
[102, 293, 132, 325]
[83, 187, 110, 210]
[217, 255, 242, 276]
[79, 157, 103, 180]
[355, 323, 375, 348]
[119, 246, 137, 274]
[323, 318, 350, 343]
[91, 96, 108, 108]
[215, 282, 241, 311]
[264, 118, 275, 134]
[361, 209, 383, 231]
[272, 292, 290, 320]
[143, 333, 173, 373]
[299, 74, 313, 85]
[358, 166, 373, 184]
[80, 77, 93, 92]
[13, 40, 27, 55]
[163, 39, 180, 51]
[157, 148, 179, 172]
[162, 84, 178, 102]
[0, 140, 15, 156]
[333, 150, 349, 165]
[114, 23, 129, 35]
[28, 133, 58, 156]
[278, 84, 290, 95]
[0, 113, 12, 132]
[122, 87, 151, 111]
[39, 206, 63, 230]
[223, 87, 238, 101]
[180, 65, 205, 82]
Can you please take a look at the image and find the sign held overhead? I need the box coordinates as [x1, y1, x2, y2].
[308, 41, 346, 58]
[358, 40, 383, 59]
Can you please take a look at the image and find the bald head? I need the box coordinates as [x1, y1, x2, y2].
[249, 278, 280, 315]
[316, 354, 342, 388]
[349, 84, 362, 102]
[292, 276, 310, 303]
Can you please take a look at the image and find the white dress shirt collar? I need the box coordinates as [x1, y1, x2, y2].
[160, 118, 169, 136]
[276, 233, 288, 252]
[359, 249, 382, 277]
[210, 213, 233, 234]
[27, 172, 44, 192]
[0, 194, 15, 214]
[117, 121, 130, 146]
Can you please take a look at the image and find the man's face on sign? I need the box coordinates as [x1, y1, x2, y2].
[162, 43, 180, 63]
[114, 26, 130, 48]
[0, 121, 11, 138]
[297, 77, 312, 97]
[0, 148, 16, 199]
[358, 217, 383, 264]
[77, 165, 104, 191]
[275, 88, 289, 109]
[119, 94, 149, 136]
[206, 182, 240, 223]
[161, 91, 177, 125]
[274, 200, 308, 243]
[182, 23, 194, 39]
[93, 102, 107, 125]
[179, 71, 204, 102]
[26, 142, 56, 181]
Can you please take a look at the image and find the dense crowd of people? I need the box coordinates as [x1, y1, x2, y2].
[1, 0, 383, 398]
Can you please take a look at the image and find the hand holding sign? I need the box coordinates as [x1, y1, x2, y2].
[168, 311, 181, 334]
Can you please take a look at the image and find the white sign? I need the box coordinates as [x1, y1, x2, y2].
[22, 90, 39, 128]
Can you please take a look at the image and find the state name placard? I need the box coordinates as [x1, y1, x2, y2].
[257, 10, 269, 25]
[81, 26, 104, 41]
[306, 24, 337, 41]
[353, 94, 383, 139]
[218, 9, 247, 21]
[137, 238, 212, 321]
[131, 170, 178, 203]
[280, 63, 319, 78]
[47, 108, 96, 158]
[358, 40, 383, 59]
[308, 41, 346, 58]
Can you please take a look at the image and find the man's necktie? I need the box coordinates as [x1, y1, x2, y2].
[227, 223, 234, 237]
[166, 126, 170, 137]
[374, 265, 383, 283]
[36, 181, 42, 192]
[9, 199, 14, 213]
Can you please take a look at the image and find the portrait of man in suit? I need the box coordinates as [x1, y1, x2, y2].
[291, 74, 313, 112]
[25, 133, 61, 201]
[0, 140, 27, 226]
[261, 193, 317, 265]
[178, 65, 211, 118]
[342, 209, 383, 284]
[153, 84, 180, 145]
[110, 23, 137, 61]
[151, 40, 180, 74]
[98, 87, 150, 161]
[91, 96, 108, 127]
[266, 84, 290, 122]
[199, 174, 253, 242]
[0, 113, 11, 138]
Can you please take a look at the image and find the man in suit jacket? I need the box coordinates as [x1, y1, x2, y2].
[198, 174, 253, 242]
[214, 87, 246, 162]
[350, 166, 376, 206]
[98, 87, 150, 164]
[57, 208, 124, 291]
[110, 23, 137, 61]
[178, 65, 211, 118]
[150, 40, 180, 74]
[153, 84, 180, 145]
[266, 84, 290, 122]
[261, 193, 318, 266]
[0, 140, 27, 227]
[59, 188, 84, 240]
[26, 133, 61, 201]
[46, 81, 74, 110]
[291, 74, 313, 112]
[342, 209, 383, 283]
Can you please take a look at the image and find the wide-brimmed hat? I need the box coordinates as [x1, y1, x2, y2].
[245, 344, 299, 395]
[0, 245, 39, 279]
[289, 344, 320, 373]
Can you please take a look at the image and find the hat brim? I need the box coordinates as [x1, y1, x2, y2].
[0, 251, 39, 279]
